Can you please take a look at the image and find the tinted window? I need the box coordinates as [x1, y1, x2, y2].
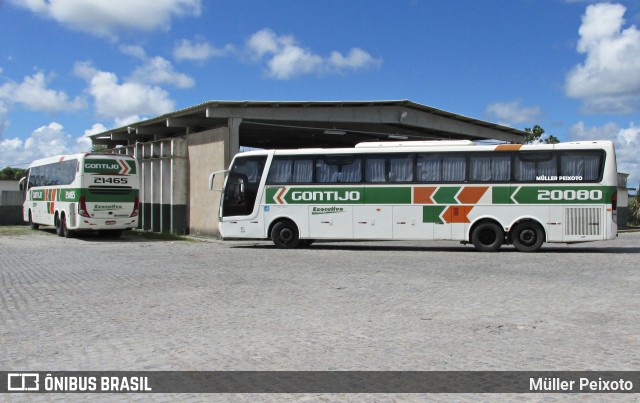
[267, 157, 313, 184]
[316, 156, 362, 183]
[560, 151, 602, 181]
[28, 160, 78, 187]
[365, 154, 413, 183]
[469, 154, 510, 182]
[416, 153, 466, 182]
[514, 152, 557, 181]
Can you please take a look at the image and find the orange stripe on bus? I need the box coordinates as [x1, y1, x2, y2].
[456, 186, 488, 204]
[443, 205, 474, 223]
[494, 144, 522, 151]
[413, 186, 437, 204]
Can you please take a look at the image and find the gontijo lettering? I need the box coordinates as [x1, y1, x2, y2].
[291, 190, 360, 201]
[85, 163, 120, 170]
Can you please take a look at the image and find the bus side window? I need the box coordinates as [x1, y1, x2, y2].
[316, 156, 362, 183]
[560, 151, 602, 181]
[514, 152, 557, 182]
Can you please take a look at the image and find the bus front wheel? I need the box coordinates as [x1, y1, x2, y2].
[271, 220, 301, 249]
[471, 222, 504, 252]
[511, 222, 544, 252]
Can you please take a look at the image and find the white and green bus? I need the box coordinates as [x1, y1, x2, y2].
[209, 140, 618, 252]
[19, 153, 140, 238]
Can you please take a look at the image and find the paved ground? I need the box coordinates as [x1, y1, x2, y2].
[1, 226, 639, 402]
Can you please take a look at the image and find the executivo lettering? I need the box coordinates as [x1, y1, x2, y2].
[93, 204, 123, 211]
[312, 206, 345, 215]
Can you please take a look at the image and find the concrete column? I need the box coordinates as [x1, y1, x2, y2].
[140, 143, 152, 230]
[170, 138, 188, 234]
[187, 127, 229, 237]
[227, 117, 241, 162]
[160, 140, 171, 232]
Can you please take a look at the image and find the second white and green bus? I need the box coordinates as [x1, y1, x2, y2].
[20, 153, 140, 238]
[209, 140, 618, 252]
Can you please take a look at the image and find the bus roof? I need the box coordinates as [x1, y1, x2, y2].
[26, 153, 135, 169]
[235, 140, 615, 157]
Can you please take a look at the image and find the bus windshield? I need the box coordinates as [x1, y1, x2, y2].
[222, 155, 267, 217]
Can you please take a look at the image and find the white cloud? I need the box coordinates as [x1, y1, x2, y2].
[173, 38, 235, 61]
[0, 122, 93, 167]
[0, 71, 86, 113]
[565, 3, 640, 114]
[119, 44, 195, 88]
[329, 48, 381, 70]
[246, 28, 381, 79]
[75, 61, 175, 123]
[130, 56, 195, 88]
[569, 121, 640, 185]
[485, 100, 541, 125]
[119, 44, 148, 60]
[84, 123, 108, 136]
[78, 122, 109, 149]
[9, 0, 201, 37]
[114, 115, 144, 128]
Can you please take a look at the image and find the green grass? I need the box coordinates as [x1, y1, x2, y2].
[0, 226, 31, 236]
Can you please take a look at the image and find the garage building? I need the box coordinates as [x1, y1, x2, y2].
[89, 100, 527, 237]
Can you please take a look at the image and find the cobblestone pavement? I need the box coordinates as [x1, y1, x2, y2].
[1, 226, 639, 402]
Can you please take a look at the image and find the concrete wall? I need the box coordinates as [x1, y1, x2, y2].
[0, 180, 19, 192]
[112, 138, 189, 234]
[107, 118, 240, 237]
[0, 190, 25, 225]
[187, 127, 231, 237]
[618, 188, 629, 228]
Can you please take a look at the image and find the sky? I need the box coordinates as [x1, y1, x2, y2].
[0, 0, 639, 186]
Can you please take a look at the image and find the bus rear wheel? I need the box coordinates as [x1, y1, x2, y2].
[28, 210, 39, 230]
[471, 222, 504, 252]
[511, 222, 544, 252]
[271, 220, 301, 249]
[56, 213, 73, 238]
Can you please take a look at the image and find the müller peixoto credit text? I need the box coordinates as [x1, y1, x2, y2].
[530, 377, 634, 392]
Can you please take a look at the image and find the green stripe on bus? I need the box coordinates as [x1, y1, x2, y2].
[510, 185, 615, 204]
[423, 205, 446, 224]
[492, 186, 512, 204]
[365, 187, 411, 204]
[85, 189, 139, 203]
[266, 185, 615, 205]
[432, 187, 460, 204]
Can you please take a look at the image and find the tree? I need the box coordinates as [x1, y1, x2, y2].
[0, 166, 26, 180]
[91, 144, 108, 153]
[630, 186, 640, 227]
[524, 125, 560, 144]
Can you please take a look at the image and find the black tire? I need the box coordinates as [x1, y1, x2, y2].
[471, 222, 504, 252]
[61, 214, 73, 238]
[511, 222, 544, 252]
[55, 214, 64, 237]
[28, 210, 39, 230]
[271, 220, 301, 249]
